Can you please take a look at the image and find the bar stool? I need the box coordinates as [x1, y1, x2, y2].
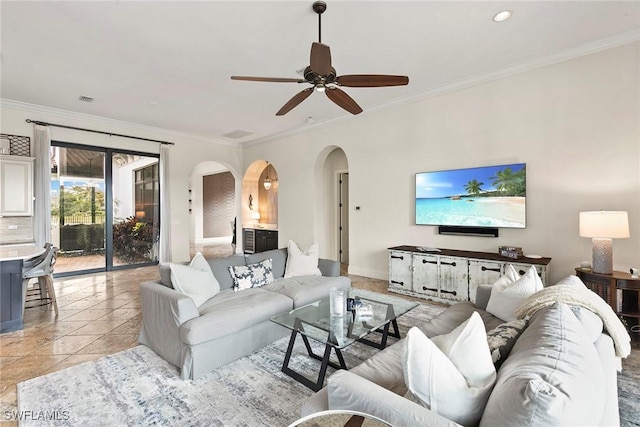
[22, 243, 59, 317]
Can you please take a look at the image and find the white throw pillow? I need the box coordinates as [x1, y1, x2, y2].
[170, 252, 220, 307]
[284, 240, 322, 278]
[402, 312, 497, 427]
[486, 265, 543, 321]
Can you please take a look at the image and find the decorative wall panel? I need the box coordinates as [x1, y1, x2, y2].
[203, 172, 235, 238]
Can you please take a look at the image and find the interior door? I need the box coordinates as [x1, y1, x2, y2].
[339, 173, 349, 263]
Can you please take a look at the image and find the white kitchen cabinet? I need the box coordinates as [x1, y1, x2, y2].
[0, 155, 34, 216]
[388, 246, 551, 305]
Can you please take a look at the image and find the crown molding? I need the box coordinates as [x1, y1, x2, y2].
[0, 99, 239, 148]
[246, 30, 640, 147]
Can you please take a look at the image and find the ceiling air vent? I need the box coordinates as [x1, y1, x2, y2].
[222, 129, 253, 139]
[78, 96, 94, 103]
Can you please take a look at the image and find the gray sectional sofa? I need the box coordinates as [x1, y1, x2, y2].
[139, 248, 351, 380]
[301, 285, 621, 427]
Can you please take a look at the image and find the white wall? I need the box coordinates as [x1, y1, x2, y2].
[0, 102, 243, 262]
[243, 42, 640, 284]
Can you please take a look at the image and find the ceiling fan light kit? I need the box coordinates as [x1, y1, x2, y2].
[231, 1, 409, 116]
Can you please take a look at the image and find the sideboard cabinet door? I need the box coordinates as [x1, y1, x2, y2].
[412, 254, 439, 297]
[439, 256, 469, 302]
[388, 250, 412, 291]
[468, 260, 503, 302]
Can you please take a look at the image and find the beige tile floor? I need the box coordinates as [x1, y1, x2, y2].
[0, 249, 420, 424]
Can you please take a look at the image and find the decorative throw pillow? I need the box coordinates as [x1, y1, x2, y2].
[228, 258, 275, 291]
[402, 312, 497, 427]
[486, 265, 543, 321]
[284, 240, 322, 278]
[169, 252, 220, 307]
[486, 319, 529, 369]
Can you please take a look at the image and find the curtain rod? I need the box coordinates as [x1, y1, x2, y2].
[25, 119, 175, 145]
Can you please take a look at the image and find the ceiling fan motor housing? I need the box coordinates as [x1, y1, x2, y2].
[304, 66, 336, 84]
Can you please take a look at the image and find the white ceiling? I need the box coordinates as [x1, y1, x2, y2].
[1, 1, 639, 144]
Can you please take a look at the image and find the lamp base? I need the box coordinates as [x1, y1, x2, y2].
[592, 237, 613, 274]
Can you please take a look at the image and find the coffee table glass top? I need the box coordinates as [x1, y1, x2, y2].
[271, 289, 419, 349]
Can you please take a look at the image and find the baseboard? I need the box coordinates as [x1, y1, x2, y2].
[346, 266, 388, 281]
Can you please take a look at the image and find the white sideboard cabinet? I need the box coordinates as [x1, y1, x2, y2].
[388, 245, 551, 304]
[0, 155, 34, 216]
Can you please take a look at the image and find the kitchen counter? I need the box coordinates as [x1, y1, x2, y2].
[0, 244, 43, 333]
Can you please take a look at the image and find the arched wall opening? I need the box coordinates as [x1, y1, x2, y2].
[314, 146, 349, 267]
[241, 160, 279, 251]
[189, 160, 239, 258]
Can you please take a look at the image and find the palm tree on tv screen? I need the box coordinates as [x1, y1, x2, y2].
[464, 179, 484, 195]
[490, 167, 525, 196]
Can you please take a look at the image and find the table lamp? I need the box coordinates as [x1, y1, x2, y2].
[579, 211, 630, 274]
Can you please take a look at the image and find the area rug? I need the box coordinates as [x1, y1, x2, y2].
[17, 303, 445, 426]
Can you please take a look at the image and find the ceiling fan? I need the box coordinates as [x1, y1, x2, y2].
[231, 1, 409, 116]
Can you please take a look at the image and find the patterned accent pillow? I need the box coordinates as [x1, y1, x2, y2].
[228, 258, 275, 291]
[486, 319, 528, 369]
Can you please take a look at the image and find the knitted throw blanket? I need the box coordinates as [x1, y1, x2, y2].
[515, 284, 631, 358]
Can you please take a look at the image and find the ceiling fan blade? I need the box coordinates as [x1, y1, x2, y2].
[231, 76, 306, 83]
[276, 88, 314, 116]
[336, 74, 409, 87]
[325, 87, 363, 115]
[310, 42, 332, 76]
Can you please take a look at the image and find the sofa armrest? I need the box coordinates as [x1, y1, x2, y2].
[475, 284, 493, 311]
[318, 258, 340, 277]
[139, 281, 200, 366]
[327, 370, 461, 427]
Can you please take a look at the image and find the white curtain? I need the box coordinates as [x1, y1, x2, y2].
[33, 125, 51, 247]
[159, 144, 172, 262]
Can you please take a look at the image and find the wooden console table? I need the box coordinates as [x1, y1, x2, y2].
[575, 268, 640, 339]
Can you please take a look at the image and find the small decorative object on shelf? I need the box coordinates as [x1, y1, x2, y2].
[499, 246, 523, 259]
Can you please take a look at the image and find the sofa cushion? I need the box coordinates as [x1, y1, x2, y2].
[169, 253, 220, 307]
[246, 248, 288, 279]
[403, 313, 496, 427]
[486, 265, 543, 321]
[263, 275, 351, 308]
[417, 302, 503, 338]
[479, 302, 606, 427]
[207, 255, 247, 291]
[180, 288, 292, 345]
[228, 258, 275, 291]
[486, 319, 528, 369]
[284, 240, 321, 278]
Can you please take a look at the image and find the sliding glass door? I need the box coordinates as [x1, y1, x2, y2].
[51, 142, 159, 275]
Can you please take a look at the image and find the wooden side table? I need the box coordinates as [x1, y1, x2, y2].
[575, 268, 640, 339]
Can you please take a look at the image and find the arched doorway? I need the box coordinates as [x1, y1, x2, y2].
[189, 161, 237, 258]
[241, 160, 279, 253]
[316, 147, 349, 271]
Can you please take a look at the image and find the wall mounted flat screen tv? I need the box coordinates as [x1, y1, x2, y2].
[415, 163, 526, 228]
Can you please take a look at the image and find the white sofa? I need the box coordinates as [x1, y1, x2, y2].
[139, 248, 351, 380]
[301, 285, 621, 427]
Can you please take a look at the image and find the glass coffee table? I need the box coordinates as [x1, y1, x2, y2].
[271, 289, 419, 391]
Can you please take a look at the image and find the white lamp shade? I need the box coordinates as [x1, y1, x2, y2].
[579, 211, 630, 238]
[251, 212, 261, 220]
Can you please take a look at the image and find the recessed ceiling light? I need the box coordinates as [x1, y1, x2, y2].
[493, 10, 512, 22]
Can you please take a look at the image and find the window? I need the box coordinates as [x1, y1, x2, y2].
[134, 163, 158, 223]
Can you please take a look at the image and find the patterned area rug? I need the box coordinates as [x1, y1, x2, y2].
[17, 303, 445, 427]
[17, 302, 640, 427]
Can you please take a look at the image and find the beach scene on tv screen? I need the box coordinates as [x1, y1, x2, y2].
[416, 163, 526, 228]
